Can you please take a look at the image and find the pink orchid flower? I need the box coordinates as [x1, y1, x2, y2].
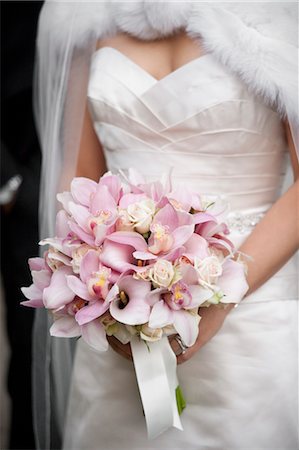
[147, 287, 201, 348]
[70, 173, 122, 206]
[216, 258, 249, 304]
[50, 297, 108, 352]
[124, 168, 172, 205]
[21, 257, 52, 308]
[40, 210, 83, 273]
[106, 275, 151, 325]
[67, 249, 111, 325]
[21, 258, 75, 310]
[68, 183, 118, 247]
[147, 263, 215, 346]
[195, 219, 234, 253]
[42, 265, 75, 309]
[65, 173, 123, 247]
[99, 231, 153, 273]
[147, 204, 194, 256]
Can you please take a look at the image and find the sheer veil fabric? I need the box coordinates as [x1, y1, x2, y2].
[33, 1, 298, 448]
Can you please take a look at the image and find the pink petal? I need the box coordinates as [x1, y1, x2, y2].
[106, 284, 119, 303]
[188, 285, 214, 308]
[68, 202, 91, 233]
[173, 310, 200, 347]
[208, 236, 234, 253]
[172, 225, 194, 248]
[81, 320, 108, 352]
[107, 231, 148, 251]
[80, 250, 100, 283]
[100, 240, 135, 273]
[56, 191, 74, 214]
[94, 223, 109, 247]
[75, 301, 109, 325]
[149, 300, 173, 328]
[43, 267, 75, 309]
[163, 247, 184, 262]
[167, 187, 192, 212]
[68, 221, 95, 246]
[71, 177, 97, 206]
[146, 288, 166, 307]
[132, 251, 157, 261]
[110, 299, 150, 325]
[32, 269, 52, 290]
[190, 193, 202, 211]
[91, 185, 116, 216]
[184, 234, 209, 260]
[118, 276, 151, 300]
[153, 204, 178, 231]
[192, 212, 216, 225]
[180, 264, 199, 285]
[28, 257, 47, 271]
[110, 277, 151, 325]
[66, 275, 95, 301]
[21, 298, 44, 308]
[21, 284, 42, 301]
[56, 210, 71, 238]
[217, 259, 249, 303]
[119, 193, 146, 209]
[99, 174, 122, 203]
[50, 316, 81, 338]
[176, 209, 193, 226]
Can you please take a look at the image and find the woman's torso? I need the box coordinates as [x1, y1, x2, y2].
[88, 32, 288, 211]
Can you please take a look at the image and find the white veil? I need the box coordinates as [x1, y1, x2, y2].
[33, 2, 107, 447]
[32, 1, 298, 448]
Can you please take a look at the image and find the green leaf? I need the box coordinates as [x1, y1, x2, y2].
[175, 385, 186, 415]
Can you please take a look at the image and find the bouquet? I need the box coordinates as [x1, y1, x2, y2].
[21, 169, 248, 437]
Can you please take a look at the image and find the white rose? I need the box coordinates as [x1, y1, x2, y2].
[115, 209, 135, 232]
[127, 198, 155, 234]
[149, 259, 175, 288]
[194, 256, 223, 286]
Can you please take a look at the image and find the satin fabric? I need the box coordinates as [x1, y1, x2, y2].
[63, 48, 298, 449]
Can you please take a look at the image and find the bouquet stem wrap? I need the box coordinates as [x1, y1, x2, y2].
[131, 336, 183, 439]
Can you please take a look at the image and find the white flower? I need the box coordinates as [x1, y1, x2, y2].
[127, 198, 155, 234]
[194, 256, 223, 286]
[140, 324, 163, 342]
[115, 209, 135, 232]
[149, 259, 175, 288]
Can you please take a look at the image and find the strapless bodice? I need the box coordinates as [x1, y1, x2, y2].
[87, 47, 288, 217]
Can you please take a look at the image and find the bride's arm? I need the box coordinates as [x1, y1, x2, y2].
[75, 102, 107, 179]
[176, 120, 299, 363]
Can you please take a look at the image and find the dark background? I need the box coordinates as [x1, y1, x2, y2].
[1, 2, 43, 449]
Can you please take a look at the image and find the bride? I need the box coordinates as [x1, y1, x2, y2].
[32, 1, 298, 449]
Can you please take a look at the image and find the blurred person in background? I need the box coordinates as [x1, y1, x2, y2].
[1, 2, 43, 448]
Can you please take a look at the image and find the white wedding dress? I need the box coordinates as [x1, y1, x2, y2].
[63, 47, 298, 449]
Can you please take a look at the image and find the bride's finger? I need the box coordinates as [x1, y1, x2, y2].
[107, 336, 133, 361]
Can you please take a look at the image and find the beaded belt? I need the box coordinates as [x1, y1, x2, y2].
[227, 211, 265, 234]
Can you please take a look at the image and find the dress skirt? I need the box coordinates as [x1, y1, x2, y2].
[63, 253, 298, 450]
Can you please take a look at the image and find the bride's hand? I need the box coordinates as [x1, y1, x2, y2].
[107, 303, 235, 364]
[172, 304, 235, 365]
[107, 335, 133, 362]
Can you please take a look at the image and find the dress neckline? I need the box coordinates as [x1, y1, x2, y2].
[92, 46, 213, 84]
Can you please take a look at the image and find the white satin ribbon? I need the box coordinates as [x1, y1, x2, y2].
[131, 336, 183, 439]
